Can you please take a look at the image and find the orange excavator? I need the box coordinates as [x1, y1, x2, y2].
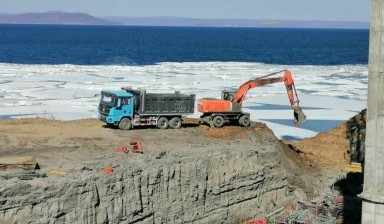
[197, 69, 306, 128]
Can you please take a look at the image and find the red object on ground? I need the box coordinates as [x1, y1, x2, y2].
[117, 145, 129, 153]
[244, 218, 267, 224]
[130, 141, 143, 153]
[335, 196, 344, 203]
[102, 166, 114, 175]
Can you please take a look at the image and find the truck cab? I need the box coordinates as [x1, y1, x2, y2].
[98, 90, 134, 127]
[99, 87, 195, 130]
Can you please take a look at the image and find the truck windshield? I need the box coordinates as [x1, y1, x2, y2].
[100, 93, 117, 107]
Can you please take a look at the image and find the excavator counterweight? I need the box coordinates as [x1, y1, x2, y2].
[198, 69, 306, 128]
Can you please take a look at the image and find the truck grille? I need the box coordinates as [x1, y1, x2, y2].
[98, 105, 110, 116]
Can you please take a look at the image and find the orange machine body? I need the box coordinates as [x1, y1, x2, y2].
[197, 99, 231, 113]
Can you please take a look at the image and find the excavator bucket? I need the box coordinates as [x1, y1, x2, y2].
[293, 106, 306, 126]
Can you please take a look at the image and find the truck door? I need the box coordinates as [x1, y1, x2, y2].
[120, 97, 133, 117]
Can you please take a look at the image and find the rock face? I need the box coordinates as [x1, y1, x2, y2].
[1, 151, 289, 224]
[346, 109, 367, 164]
[0, 120, 293, 224]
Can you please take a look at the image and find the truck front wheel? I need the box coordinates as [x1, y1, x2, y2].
[119, 118, 132, 130]
[157, 117, 169, 129]
[169, 117, 182, 129]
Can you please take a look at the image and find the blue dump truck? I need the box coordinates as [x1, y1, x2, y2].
[98, 87, 195, 130]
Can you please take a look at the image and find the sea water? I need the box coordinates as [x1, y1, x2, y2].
[0, 24, 368, 65]
[0, 24, 369, 139]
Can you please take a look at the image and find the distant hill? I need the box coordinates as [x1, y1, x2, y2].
[105, 16, 370, 29]
[0, 12, 369, 29]
[0, 11, 119, 25]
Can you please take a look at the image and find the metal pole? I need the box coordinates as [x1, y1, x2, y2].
[361, 0, 384, 222]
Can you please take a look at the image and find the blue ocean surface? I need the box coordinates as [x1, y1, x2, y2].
[0, 24, 369, 65]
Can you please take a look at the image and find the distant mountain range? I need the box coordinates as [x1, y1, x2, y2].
[0, 11, 369, 29]
[0, 11, 118, 25]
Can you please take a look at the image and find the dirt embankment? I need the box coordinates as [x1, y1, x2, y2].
[282, 123, 350, 172]
[0, 117, 357, 223]
[0, 118, 302, 223]
[282, 108, 367, 176]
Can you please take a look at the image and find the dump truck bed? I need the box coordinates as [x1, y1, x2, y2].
[122, 87, 195, 115]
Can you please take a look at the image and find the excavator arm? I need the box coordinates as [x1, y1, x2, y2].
[231, 69, 306, 126]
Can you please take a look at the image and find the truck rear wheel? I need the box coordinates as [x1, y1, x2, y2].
[239, 115, 250, 127]
[157, 117, 169, 129]
[119, 118, 132, 130]
[169, 117, 182, 129]
[212, 116, 224, 128]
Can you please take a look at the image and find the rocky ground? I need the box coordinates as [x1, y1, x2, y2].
[0, 117, 359, 223]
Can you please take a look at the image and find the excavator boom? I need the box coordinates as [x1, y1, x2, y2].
[231, 69, 306, 126]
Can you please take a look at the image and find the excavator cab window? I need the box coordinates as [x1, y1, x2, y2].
[222, 90, 236, 101]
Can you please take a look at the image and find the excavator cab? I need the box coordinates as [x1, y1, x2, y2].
[221, 89, 236, 101]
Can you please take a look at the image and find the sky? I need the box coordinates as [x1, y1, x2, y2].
[0, 0, 371, 22]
